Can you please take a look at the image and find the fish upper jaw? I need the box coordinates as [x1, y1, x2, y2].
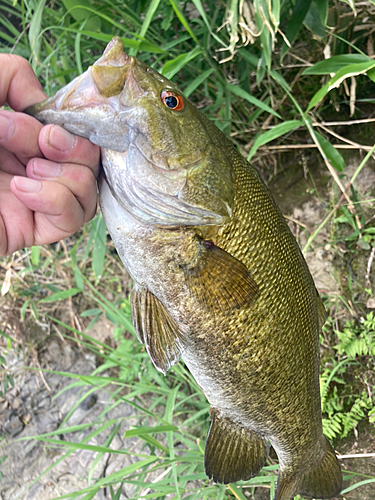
[24, 37, 139, 152]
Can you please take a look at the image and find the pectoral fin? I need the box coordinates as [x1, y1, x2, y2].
[205, 408, 269, 484]
[130, 288, 188, 374]
[182, 240, 258, 311]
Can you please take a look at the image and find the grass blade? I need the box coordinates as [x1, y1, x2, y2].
[247, 120, 303, 161]
[307, 60, 375, 111]
[162, 47, 201, 79]
[39, 287, 82, 303]
[228, 84, 281, 118]
[131, 0, 161, 56]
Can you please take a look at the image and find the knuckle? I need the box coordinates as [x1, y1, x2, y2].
[14, 55, 32, 71]
[74, 165, 96, 187]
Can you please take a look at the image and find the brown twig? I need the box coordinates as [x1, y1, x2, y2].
[366, 247, 375, 288]
[260, 144, 375, 151]
[314, 121, 375, 155]
[315, 118, 375, 126]
[338, 453, 375, 459]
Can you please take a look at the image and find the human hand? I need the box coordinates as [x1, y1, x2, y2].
[0, 55, 100, 256]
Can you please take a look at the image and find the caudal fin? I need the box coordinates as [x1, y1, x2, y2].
[274, 437, 342, 500]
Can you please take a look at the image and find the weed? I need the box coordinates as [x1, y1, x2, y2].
[321, 313, 375, 441]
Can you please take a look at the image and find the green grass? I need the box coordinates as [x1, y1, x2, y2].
[1, 1, 375, 499]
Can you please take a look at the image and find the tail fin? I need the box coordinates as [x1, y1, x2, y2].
[274, 437, 342, 500]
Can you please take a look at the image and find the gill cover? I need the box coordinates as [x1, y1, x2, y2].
[26, 37, 233, 226]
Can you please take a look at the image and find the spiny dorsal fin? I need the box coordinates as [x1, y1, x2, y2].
[130, 288, 188, 375]
[205, 408, 269, 484]
[182, 240, 259, 312]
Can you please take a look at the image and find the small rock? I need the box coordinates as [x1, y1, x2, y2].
[366, 297, 375, 308]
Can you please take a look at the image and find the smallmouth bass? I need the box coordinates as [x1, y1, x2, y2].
[26, 37, 342, 500]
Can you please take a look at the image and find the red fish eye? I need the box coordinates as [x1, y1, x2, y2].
[161, 90, 184, 111]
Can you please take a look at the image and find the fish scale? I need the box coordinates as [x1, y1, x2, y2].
[26, 36, 342, 500]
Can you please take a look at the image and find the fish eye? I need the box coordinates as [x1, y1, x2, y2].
[161, 90, 184, 111]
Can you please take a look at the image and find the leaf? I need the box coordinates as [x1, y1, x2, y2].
[80, 308, 102, 317]
[1, 268, 11, 297]
[307, 60, 375, 110]
[340, 0, 356, 12]
[303, 54, 371, 75]
[30, 246, 40, 266]
[62, 0, 101, 31]
[304, 1, 326, 39]
[247, 120, 303, 162]
[238, 48, 258, 68]
[357, 238, 371, 250]
[227, 84, 281, 118]
[227, 484, 248, 500]
[169, 0, 198, 44]
[125, 424, 177, 438]
[21, 300, 29, 321]
[315, 0, 329, 25]
[28, 0, 46, 66]
[39, 288, 82, 303]
[341, 479, 375, 494]
[367, 67, 375, 83]
[191, 0, 226, 47]
[59, 29, 165, 54]
[315, 132, 345, 171]
[281, 0, 312, 60]
[91, 214, 107, 281]
[184, 68, 214, 97]
[161, 46, 201, 79]
[70, 244, 84, 290]
[130, 0, 161, 56]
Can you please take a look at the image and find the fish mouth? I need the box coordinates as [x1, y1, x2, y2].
[25, 37, 140, 152]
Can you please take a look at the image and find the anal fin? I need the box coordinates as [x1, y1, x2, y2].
[130, 288, 188, 375]
[205, 408, 269, 484]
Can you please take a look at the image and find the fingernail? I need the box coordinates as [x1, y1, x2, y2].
[47, 125, 77, 151]
[13, 176, 41, 193]
[0, 114, 15, 142]
[32, 158, 61, 178]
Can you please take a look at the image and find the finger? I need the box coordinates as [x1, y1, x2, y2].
[0, 110, 43, 163]
[25, 157, 98, 222]
[9, 176, 89, 245]
[0, 146, 26, 176]
[0, 54, 46, 110]
[39, 125, 100, 177]
[0, 171, 34, 255]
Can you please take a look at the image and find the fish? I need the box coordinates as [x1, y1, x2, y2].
[25, 37, 342, 500]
